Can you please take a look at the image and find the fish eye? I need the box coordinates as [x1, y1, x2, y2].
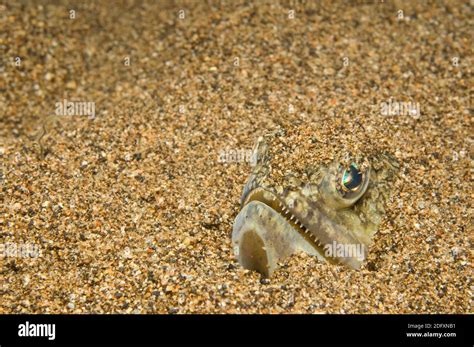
[341, 163, 364, 193]
[321, 160, 370, 208]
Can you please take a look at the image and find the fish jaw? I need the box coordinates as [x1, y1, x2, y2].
[232, 200, 323, 277]
[232, 187, 369, 276]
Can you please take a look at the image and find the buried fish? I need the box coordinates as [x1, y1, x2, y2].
[232, 122, 399, 277]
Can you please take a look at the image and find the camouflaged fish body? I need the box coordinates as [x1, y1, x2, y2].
[232, 129, 399, 277]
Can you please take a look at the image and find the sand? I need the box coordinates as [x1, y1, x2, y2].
[0, 0, 472, 313]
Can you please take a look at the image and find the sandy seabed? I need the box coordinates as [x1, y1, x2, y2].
[0, 0, 472, 313]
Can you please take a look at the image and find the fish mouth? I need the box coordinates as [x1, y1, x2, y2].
[241, 188, 330, 258]
[233, 188, 329, 277]
[232, 187, 365, 276]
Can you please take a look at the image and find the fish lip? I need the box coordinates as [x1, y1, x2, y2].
[241, 187, 366, 269]
[232, 200, 319, 277]
[241, 187, 331, 260]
